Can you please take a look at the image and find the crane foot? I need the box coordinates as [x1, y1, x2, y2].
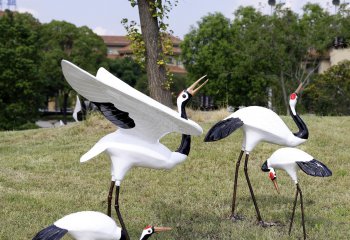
[229, 214, 244, 222]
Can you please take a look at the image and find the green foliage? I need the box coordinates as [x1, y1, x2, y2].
[181, 11, 270, 107]
[121, 18, 145, 67]
[39, 20, 107, 122]
[39, 21, 107, 98]
[122, 0, 178, 91]
[0, 12, 108, 129]
[303, 60, 350, 115]
[181, 4, 350, 114]
[181, 13, 232, 106]
[107, 57, 146, 87]
[0, 11, 44, 130]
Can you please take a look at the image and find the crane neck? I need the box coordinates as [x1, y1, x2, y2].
[176, 91, 192, 155]
[120, 229, 127, 240]
[176, 134, 191, 156]
[289, 99, 308, 140]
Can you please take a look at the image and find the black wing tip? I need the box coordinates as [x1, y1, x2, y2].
[92, 102, 135, 129]
[297, 159, 332, 177]
[32, 225, 68, 240]
[204, 117, 243, 142]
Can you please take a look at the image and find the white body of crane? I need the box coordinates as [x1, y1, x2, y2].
[61, 60, 203, 185]
[227, 106, 306, 153]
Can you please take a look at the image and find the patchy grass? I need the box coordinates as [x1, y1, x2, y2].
[0, 110, 349, 239]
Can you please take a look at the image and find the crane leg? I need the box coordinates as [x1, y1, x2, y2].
[230, 150, 244, 221]
[288, 186, 299, 235]
[243, 154, 263, 223]
[289, 184, 306, 239]
[107, 181, 115, 217]
[115, 186, 130, 240]
[298, 184, 307, 240]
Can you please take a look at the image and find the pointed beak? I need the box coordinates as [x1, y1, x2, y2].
[272, 179, 280, 194]
[153, 226, 172, 233]
[187, 75, 208, 96]
[294, 82, 303, 95]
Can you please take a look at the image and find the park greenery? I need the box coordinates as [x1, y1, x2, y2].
[122, 0, 180, 108]
[181, 3, 350, 114]
[1, 2, 350, 130]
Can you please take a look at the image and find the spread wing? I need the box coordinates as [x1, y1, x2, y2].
[296, 159, 332, 177]
[61, 60, 203, 142]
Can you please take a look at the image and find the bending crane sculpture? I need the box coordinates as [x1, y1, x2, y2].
[32, 211, 171, 240]
[204, 83, 308, 225]
[61, 60, 207, 240]
[262, 147, 332, 239]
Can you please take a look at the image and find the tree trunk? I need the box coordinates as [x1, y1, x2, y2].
[137, 0, 173, 107]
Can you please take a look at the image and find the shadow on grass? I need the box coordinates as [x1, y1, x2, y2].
[151, 197, 290, 239]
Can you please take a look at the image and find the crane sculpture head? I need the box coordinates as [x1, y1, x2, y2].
[139, 225, 172, 240]
[261, 161, 280, 194]
[289, 82, 303, 115]
[177, 75, 208, 119]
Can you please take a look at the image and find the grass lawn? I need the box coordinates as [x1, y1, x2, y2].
[0, 110, 349, 239]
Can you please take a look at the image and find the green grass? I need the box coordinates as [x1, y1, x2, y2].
[0, 112, 349, 239]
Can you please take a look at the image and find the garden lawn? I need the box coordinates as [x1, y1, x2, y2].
[0, 111, 349, 239]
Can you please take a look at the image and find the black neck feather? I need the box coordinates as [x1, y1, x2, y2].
[180, 91, 192, 120]
[176, 91, 192, 155]
[290, 106, 309, 140]
[120, 230, 127, 240]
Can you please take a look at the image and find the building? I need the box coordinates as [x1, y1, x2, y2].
[308, 37, 350, 74]
[100, 35, 187, 75]
[318, 47, 350, 73]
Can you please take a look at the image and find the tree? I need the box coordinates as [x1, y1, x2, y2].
[181, 13, 234, 107]
[181, 4, 350, 114]
[0, 10, 44, 130]
[229, 7, 273, 106]
[267, 5, 308, 113]
[181, 10, 272, 107]
[39, 21, 107, 123]
[107, 57, 149, 95]
[303, 60, 350, 115]
[123, 0, 176, 107]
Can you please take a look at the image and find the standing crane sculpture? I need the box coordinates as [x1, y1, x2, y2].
[61, 60, 207, 240]
[32, 211, 171, 240]
[262, 147, 332, 239]
[204, 83, 308, 225]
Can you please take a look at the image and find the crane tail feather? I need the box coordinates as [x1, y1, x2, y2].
[204, 117, 243, 142]
[296, 159, 332, 177]
[32, 225, 68, 240]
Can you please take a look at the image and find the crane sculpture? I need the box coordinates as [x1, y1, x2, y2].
[61, 60, 207, 239]
[262, 147, 332, 239]
[32, 211, 171, 240]
[204, 83, 308, 225]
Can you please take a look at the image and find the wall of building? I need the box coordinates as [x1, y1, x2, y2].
[319, 48, 350, 73]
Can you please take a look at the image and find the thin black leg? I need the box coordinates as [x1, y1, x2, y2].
[243, 153, 263, 223]
[289, 185, 299, 235]
[115, 186, 130, 240]
[230, 150, 244, 221]
[107, 181, 115, 217]
[297, 184, 307, 240]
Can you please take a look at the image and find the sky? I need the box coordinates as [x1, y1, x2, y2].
[1, 0, 334, 39]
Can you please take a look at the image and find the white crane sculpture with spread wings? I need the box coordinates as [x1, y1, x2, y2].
[61, 60, 207, 240]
